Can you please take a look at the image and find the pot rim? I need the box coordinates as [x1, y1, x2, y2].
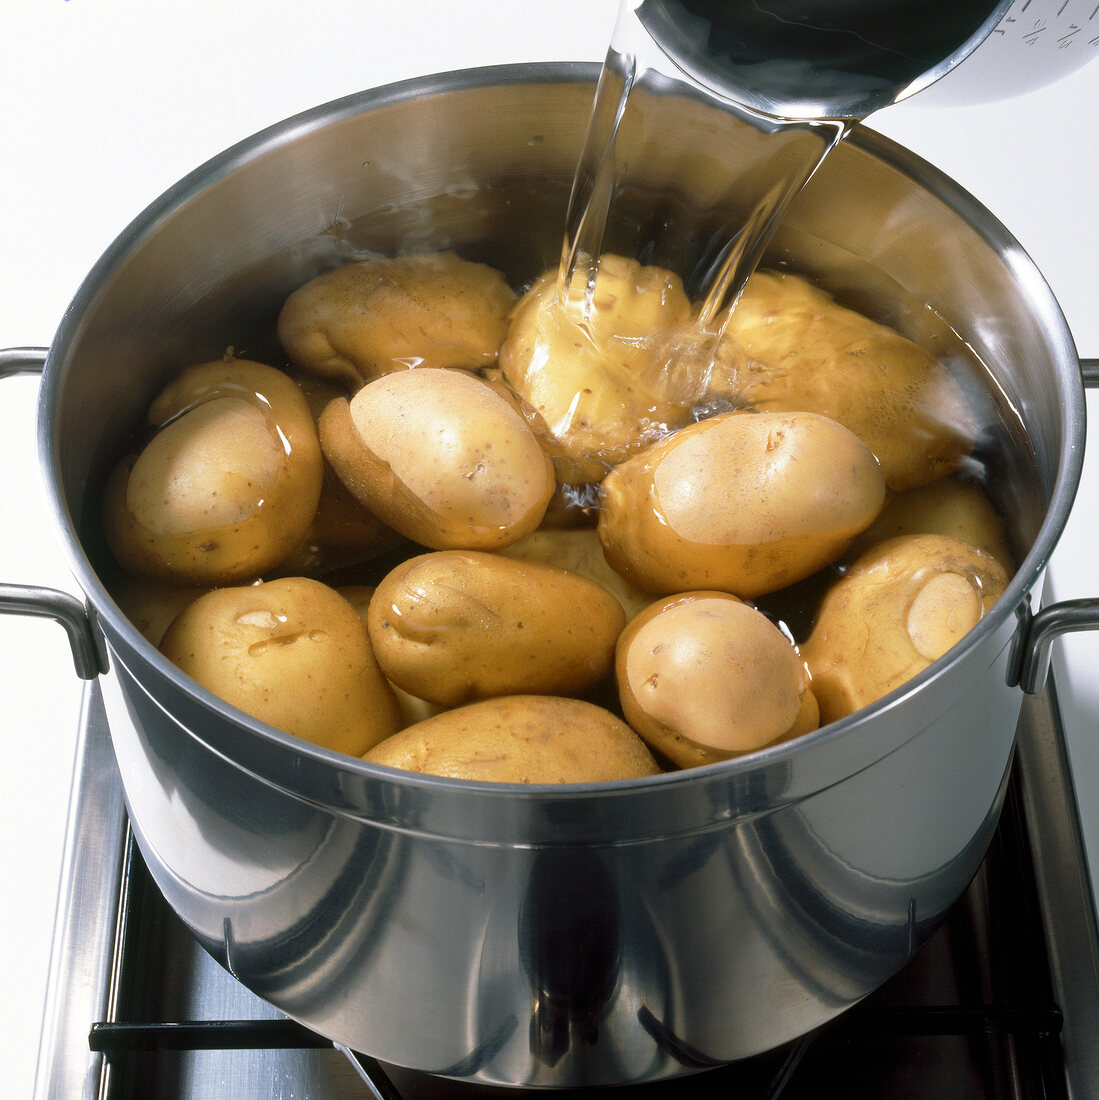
[39, 61, 1086, 802]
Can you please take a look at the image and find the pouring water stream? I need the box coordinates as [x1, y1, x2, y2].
[557, 0, 1030, 347]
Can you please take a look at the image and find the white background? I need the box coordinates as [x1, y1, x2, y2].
[1, 2, 1096, 1095]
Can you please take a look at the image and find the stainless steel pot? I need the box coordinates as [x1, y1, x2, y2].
[3, 63, 1099, 1089]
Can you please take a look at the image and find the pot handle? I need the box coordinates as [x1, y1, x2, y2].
[0, 347, 107, 679]
[1012, 358, 1099, 694]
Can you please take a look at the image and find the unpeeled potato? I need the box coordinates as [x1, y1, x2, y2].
[498, 253, 696, 484]
[103, 247, 1007, 777]
[272, 371, 405, 577]
[802, 533, 1009, 724]
[844, 477, 1014, 573]
[710, 271, 977, 491]
[103, 359, 323, 586]
[338, 584, 445, 727]
[617, 592, 818, 768]
[367, 550, 627, 706]
[319, 368, 556, 551]
[598, 408, 886, 598]
[160, 577, 401, 756]
[110, 574, 209, 647]
[277, 251, 515, 389]
[498, 526, 657, 620]
[363, 695, 661, 783]
[271, 463, 406, 578]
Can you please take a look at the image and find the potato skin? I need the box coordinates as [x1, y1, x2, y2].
[843, 478, 1014, 573]
[160, 577, 401, 756]
[597, 409, 886, 598]
[367, 550, 627, 706]
[266, 369, 405, 577]
[711, 271, 977, 491]
[277, 251, 515, 388]
[270, 461, 405, 578]
[498, 526, 657, 620]
[802, 534, 1009, 724]
[498, 253, 696, 484]
[337, 584, 446, 727]
[363, 696, 661, 783]
[103, 359, 323, 586]
[110, 574, 209, 647]
[616, 592, 818, 768]
[319, 368, 556, 551]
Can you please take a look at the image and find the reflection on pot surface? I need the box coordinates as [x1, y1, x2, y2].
[100, 578, 1021, 1086]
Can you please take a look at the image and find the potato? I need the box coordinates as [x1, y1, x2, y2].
[367, 550, 627, 706]
[710, 271, 977, 491]
[271, 463, 405, 578]
[160, 577, 401, 756]
[103, 359, 323, 586]
[844, 478, 1014, 572]
[498, 253, 696, 484]
[110, 574, 209, 646]
[363, 695, 661, 783]
[337, 584, 446, 726]
[319, 367, 555, 551]
[617, 592, 818, 768]
[498, 526, 657, 620]
[801, 534, 1010, 724]
[277, 251, 515, 389]
[597, 409, 886, 598]
[265, 370, 405, 576]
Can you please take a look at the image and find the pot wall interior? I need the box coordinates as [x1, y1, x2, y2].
[45, 70, 1069, 602]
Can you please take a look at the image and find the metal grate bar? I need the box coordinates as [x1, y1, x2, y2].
[840, 1002, 1064, 1038]
[89, 1019, 333, 1053]
[87, 1000, 1064, 1058]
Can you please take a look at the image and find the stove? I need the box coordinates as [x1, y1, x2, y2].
[30, 676, 1099, 1098]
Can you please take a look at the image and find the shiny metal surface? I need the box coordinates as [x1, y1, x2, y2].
[0, 349, 105, 678]
[1015, 683, 1099, 1099]
[37, 678, 1099, 1097]
[1017, 594, 1099, 693]
[31, 684, 375, 1100]
[0, 346, 49, 379]
[633, 0, 1011, 119]
[26, 66, 1091, 1085]
[33, 685, 126, 1100]
[632, 0, 1098, 120]
[95, 628, 1022, 1087]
